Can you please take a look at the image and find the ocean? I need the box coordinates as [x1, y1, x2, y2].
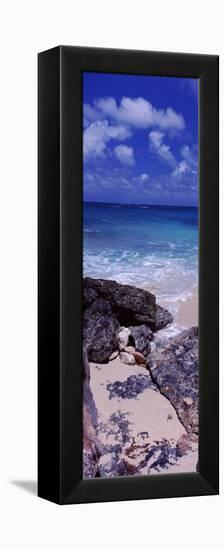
[83, 202, 198, 318]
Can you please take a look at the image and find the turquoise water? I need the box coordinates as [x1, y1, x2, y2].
[83, 202, 198, 305]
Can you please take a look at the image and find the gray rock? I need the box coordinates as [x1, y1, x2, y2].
[147, 327, 198, 434]
[83, 277, 173, 332]
[83, 348, 102, 478]
[120, 351, 136, 365]
[117, 328, 130, 350]
[129, 324, 153, 356]
[155, 304, 173, 331]
[83, 348, 98, 430]
[83, 447, 99, 478]
[83, 285, 98, 309]
[109, 350, 119, 361]
[83, 298, 120, 363]
[176, 433, 198, 457]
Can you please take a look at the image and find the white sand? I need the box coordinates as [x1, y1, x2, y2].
[90, 357, 198, 474]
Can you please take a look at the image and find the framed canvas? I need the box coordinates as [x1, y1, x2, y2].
[38, 46, 219, 504]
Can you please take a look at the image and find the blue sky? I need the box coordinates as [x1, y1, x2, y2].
[83, 72, 198, 206]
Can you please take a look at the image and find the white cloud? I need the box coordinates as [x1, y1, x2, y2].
[140, 173, 149, 181]
[149, 131, 176, 167]
[172, 160, 190, 178]
[180, 145, 192, 160]
[172, 145, 198, 179]
[114, 144, 135, 166]
[180, 145, 197, 172]
[83, 103, 103, 124]
[149, 131, 164, 149]
[83, 120, 132, 158]
[85, 96, 185, 131]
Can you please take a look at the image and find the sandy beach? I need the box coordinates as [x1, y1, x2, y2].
[90, 356, 198, 475]
[151, 289, 198, 333]
[176, 292, 198, 328]
[83, 277, 198, 477]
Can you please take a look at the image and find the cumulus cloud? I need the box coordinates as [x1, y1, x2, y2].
[149, 131, 177, 167]
[114, 144, 135, 166]
[84, 96, 185, 131]
[149, 131, 164, 149]
[172, 160, 190, 177]
[172, 145, 198, 179]
[83, 120, 132, 158]
[180, 145, 198, 172]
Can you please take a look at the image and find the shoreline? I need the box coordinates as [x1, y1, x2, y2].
[143, 284, 198, 332]
[83, 276, 198, 477]
[84, 274, 198, 331]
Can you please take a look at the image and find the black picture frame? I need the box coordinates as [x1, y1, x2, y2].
[38, 45, 219, 504]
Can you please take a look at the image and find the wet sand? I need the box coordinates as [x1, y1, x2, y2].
[144, 282, 198, 332]
[176, 293, 198, 328]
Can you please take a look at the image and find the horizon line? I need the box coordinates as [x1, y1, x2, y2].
[83, 200, 198, 208]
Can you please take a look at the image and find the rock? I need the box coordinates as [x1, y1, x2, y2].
[83, 348, 102, 478]
[83, 277, 173, 331]
[109, 350, 119, 361]
[83, 298, 120, 363]
[117, 328, 130, 351]
[133, 350, 146, 365]
[129, 324, 153, 357]
[98, 448, 130, 477]
[83, 348, 98, 429]
[183, 397, 193, 407]
[155, 305, 173, 331]
[83, 285, 98, 308]
[147, 327, 198, 434]
[176, 433, 198, 457]
[120, 351, 136, 365]
[124, 345, 135, 354]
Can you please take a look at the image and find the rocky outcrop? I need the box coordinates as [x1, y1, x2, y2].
[155, 305, 174, 332]
[176, 433, 198, 457]
[83, 278, 173, 363]
[82, 277, 199, 477]
[147, 327, 198, 434]
[83, 348, 102, 478]
[83, 277, 173, 332]
[83, 298, 119, 363]
[129, 324, 153, 356]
